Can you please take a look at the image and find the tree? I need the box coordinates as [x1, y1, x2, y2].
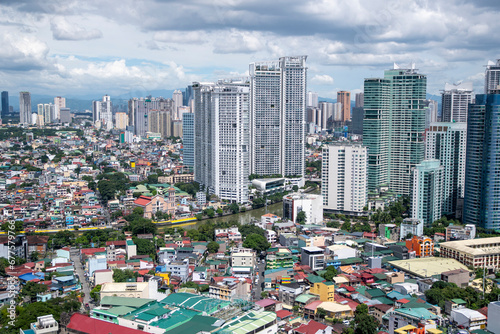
[1, 221, 23, 233]
[292, 185, 299, 192]
[30, 251, 40, 262]
[113, 269, 137, 282]
[205, 208, 215, 218]
[90, 285, 102, 302]
[229, 202, 240, 214]
[320, 266, 338, 281]
[195, 213, 203, 220]
[134, 238, 156, 257]
[316, 307, 327, 319]
[351, 304, 378, 334]
[207, 241, 219, 253]
[341, 221, 351, 231]
[133, 207, 144, 216]
[216, 208, 223, 216]
[296, 211, 307, 224]
[243, 233, 270, 252]
[20, 281, 48, 301]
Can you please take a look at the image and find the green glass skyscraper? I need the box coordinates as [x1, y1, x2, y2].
[363, 64, 427, 195]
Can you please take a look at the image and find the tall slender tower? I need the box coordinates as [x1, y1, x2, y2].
[194, 79, 250, 203]
[19, 92, 31, 125]
[363, 64, 427, 195]
[464, 92, 500, 229]
[425, 122, 467, 217]
[337, 91, 351, 122]
[249, 56, 307, 184]
[411, 159, 444, 227]
[1, 91, 9, 118]
[54, 96, 66, 122]
[441, 82, 473, 123]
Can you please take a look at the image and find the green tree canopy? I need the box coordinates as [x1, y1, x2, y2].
[207, 241, 219, 253]
[243, 233, 270, 252]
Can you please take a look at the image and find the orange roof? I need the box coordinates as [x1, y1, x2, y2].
[134, 196, 152, 206]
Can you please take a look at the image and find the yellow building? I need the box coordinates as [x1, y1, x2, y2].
[310, 281, 336, 302]
[155, 272, 170, 286]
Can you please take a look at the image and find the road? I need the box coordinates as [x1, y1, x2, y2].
[70, 247, 91, 309]
[253, 261, 266, 301]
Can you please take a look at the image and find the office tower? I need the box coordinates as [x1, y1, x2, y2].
[249, 56, 307, 184]
[425, 122, 467, 216]
[194, 79, 250, 203]
[1, 91, 8, 118]
[60, 108, 71, 124]
[54, 96, 66, 121]
[355, 92, 364, 108]
[337, 91, 351, 122]
[172, 120, 182, 137]
[464, 93, 500, 229]
[182, 112, 194, 167]
[351, 107, 364, 135]
[183, 85, 193, 107]
[363, 64, 427, 195]
[441, 82, 473, 123]
[424, 100, 438, 129]
[307, 91, 318, 107]
[115, 112, 128, 130]
[485, 59, 500, 94]
[411, 159, 444, 226]
[36, 104, 44, 127]
[322, 143, 367, 214]
[19, 92, 31, 125]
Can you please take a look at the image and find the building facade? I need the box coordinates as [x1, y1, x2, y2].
[363, 64, 427, 195]
[464, 93, 500, 229]
[283, 193, 323, 224]
[485, 59, 500, 94]
[19, 91, 31, 125]
[194, 79, 250, 203]
[322, 143, 367, 214]
[337, 91, 351, 122]
[425, 122, 467, 216]
[411, 159, 444, 226]
[249, 56, 307, 183]
[441, 82, 473, 123]
[182, 112, 194, 167]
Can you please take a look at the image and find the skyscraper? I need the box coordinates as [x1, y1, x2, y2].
[355, 92, 364, 108]
[322, 143, 367, 214]
[441, 82, 473, 123]
[337, 91, 351, 122]
[464, 93, 500, 229]
[194, 79, 250, 203]
[182, 112, 194, 167]
[54, 96, 66, 121]
[424, 99, 438, 129]
[172, 90, 183, 119]
[411, 159, 444, 227]
[19, 92, 31, 125]
[425, 122, 467, 216]
[249, 56, 307, 185]
[128, 97, 173, 137]
[363, 64, 427, 195]
[114, 112, 128, 130]
[307, 91, 318, 108]
[1, 91, 8, 118]
[485, 59, 500, 94]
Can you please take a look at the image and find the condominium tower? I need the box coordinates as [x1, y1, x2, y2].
[441, 82, 473, 123]
[249, 56, 307, 185]
[194, 79, 250, 203]
[411, 159, 444, 226]
[337, 91, 351, 122]
[464, 93, 500, 229]
[182, 112, 194, 167]
[19, 92, 31, 125]
[425, 122, 467, 216]
[485, 59, 500, 94]
[322, 143, 367, 214]
[363, 64, 427, 195]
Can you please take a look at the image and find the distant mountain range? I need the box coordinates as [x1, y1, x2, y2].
[6, 90, 442, 113]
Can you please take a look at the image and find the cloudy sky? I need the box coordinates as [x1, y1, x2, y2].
[1, 0, 499, 100]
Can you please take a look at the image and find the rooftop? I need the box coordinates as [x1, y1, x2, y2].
[388, 257, 468, 278]
[440, 237, 500, 255]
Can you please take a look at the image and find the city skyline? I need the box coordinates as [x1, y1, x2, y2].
[1, 1, 500, 98]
